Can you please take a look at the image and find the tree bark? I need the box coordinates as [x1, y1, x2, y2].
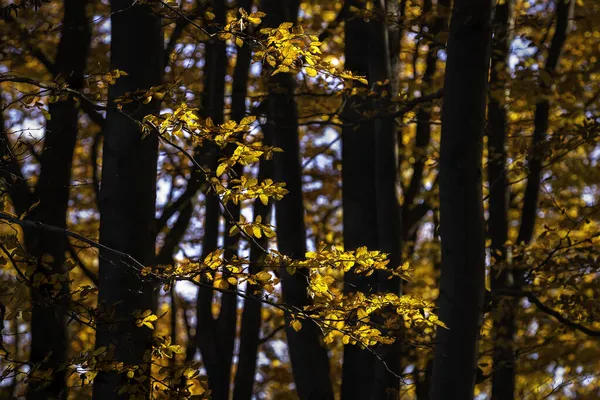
[260, 1, 334, 399]
[430, 1, 492, 399]
[487, 1, 515, 399]
[491, 3, 574, 399]
[189, 2, 239, 398]
[368, 1, 403, 397]
[517, 0, 574, 247]
[92, 1, 163, 398]
[232, 158, 272, 400]
[11, 2, 91, 398]
[340, 1, 379, 398]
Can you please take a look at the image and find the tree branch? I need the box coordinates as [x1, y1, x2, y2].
[497, 289, 600, 337]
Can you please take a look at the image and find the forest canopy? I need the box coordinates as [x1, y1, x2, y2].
[0, 0, 599, 399]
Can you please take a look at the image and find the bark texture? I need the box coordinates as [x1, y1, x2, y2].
[232, 158, 272, 400]
[261, 1, 334, 399]
[487, 1, 515, 399]
[93, 1, 163, 398]
[430, 1, 492, 399]
[340, 2, 379, 398]
[491, 3, 574, 399]
[368, 1, 403, 397]
[5, 2, 91, 398]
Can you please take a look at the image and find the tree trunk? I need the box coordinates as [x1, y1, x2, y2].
[430, 1, 492, 399]
[190, 2, 238, 399]
[16, 2, 91, 398]
[487, 1, 515, 399]
[493, 3, 574, 399]
[368, 1, 403, 397]
[260, 1, 334, 399]
[92, 1, 163, 398]
[232, 158, 272, 400]
[517, 0, 574, 247]
[228, 1, 271, 397]
[402, 0, 448, 240]
[340, 1, 379, 398]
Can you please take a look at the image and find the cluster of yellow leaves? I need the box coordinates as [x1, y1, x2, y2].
[218, 8, 266, 47]
[143, 103, 249, 145]
[143, 104, 288, 207]
[255, 22, 322, 76]
[215, 176, 288, 205]
[228, 214, 275, 239]
[146, 249, 281, 294]
[302, 243, 412, 280]
[248, 15, 371, 88]
[303, 292, 445, 347]
[132, 309, 159, 330]
[103, 69, 128, 85]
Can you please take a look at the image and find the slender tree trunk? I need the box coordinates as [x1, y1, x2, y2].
[487, 1, 515, 399]
[92, 1, 163, 398]
[13, 2, 92, 398]
[269, 72, 334, 400]
[228, 1, 273, 397]
[260, 1, 334, 399]
[491, 3, 574, 399]
[517, 0, 574, 248]
[368, 1, 403, 397]
[232, 158, 272, 400]
[406, 4, 449, 400]
[190, 2, 239, 399]
[340, 2, 379, 398]
[402, 0, 448, 240]
[430, 1, 492, 399]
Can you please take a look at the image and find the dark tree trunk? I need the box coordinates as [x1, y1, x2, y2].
[192, 2, 235, 399]
[260, 1, 334, 399]
[92, 1, 163, 399]
[227, 1, 272, 398]
[406, 4, 449, 400]
[402, 0, 448, 241]
[17, 2, 91, 398]
[517, 0, 573, 247]
[430, 1, 492, 399]
[340, 1, 379, 398]
[368, 1, 403, 397]
[487, 1, 515, 399]
[492, 3, 573, 399]
[232, 158, 272, 400]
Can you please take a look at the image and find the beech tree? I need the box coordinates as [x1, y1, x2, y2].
[430, 0, 492, 398]
[92, 1, 164, 399]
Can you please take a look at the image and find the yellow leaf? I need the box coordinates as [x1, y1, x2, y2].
[291, 319, 302, 332]
[259, 194, 268, 205]
[240, 116, 256, 125]
[143, 321, 155, 329]
[322, 10, 336, 22]
[214, 278, 229, 289]
[205, 11, 215, 20]
[305, 67, 317, 77]
[126, 370, 134, 379]
[41, 108, 51, 120]
[256, 270, 271, 282]
[236, 37, 244, 47]
[216, 163, 227, 177]
[227, 277, 238, 286]
[93, 346, 107, 356]
[229, 225, 240, 236]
